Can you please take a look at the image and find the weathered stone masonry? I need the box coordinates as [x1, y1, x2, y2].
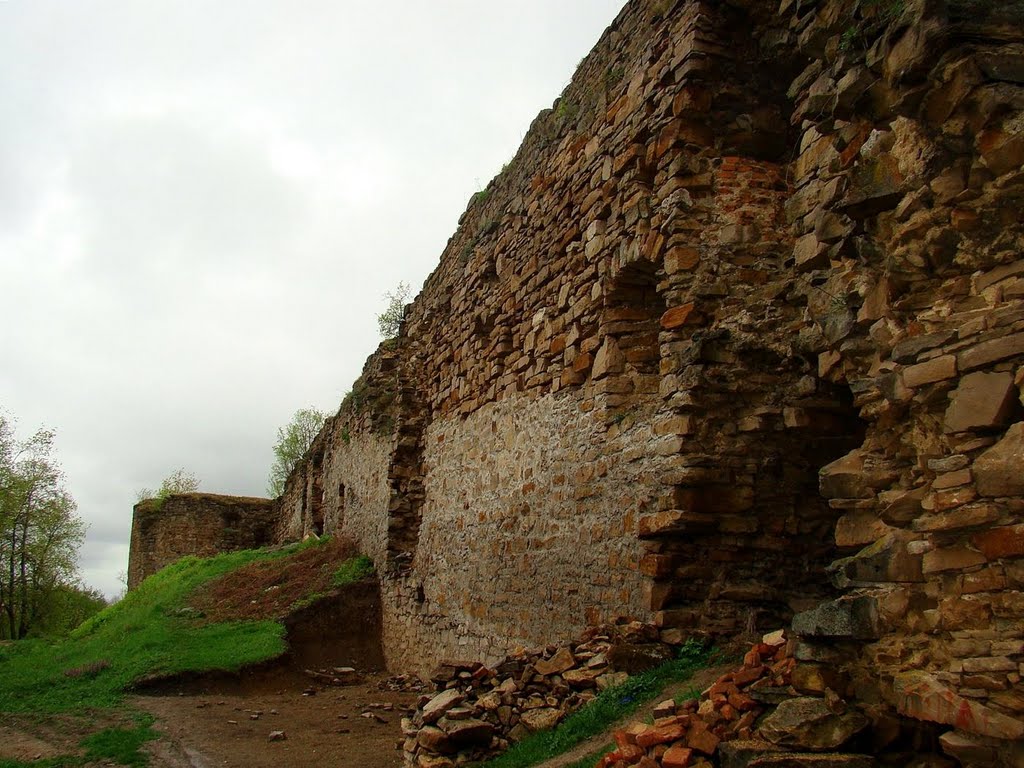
[127, 493, 276, 589]
[129, 0, 1024, 762]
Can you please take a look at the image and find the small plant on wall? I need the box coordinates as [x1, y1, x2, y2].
[377, 282, 410, 339]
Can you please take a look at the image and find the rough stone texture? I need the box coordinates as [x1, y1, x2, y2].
[943, 371, 1019, 434]
[757, 698, 868, 751]
[127, 494, 276, 588]
[974, 422, 1024, 496]
[128, 0, 1024, 763]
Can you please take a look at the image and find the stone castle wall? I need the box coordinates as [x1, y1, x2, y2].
[127, 493, 277, 589]
[129, 0, 1024, 761]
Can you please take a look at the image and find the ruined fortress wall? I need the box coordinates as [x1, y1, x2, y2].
[379, 393, 664, 666]
[127, 493, 277, 588]
[280, 0, 853, 668]
[141, 0, 1024, 759]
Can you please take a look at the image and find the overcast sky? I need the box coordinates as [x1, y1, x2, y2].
[0, 0, 626, 598]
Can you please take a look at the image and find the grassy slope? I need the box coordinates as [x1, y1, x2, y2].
[0, 538, 350, 714]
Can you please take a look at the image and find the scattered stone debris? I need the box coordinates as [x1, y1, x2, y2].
[404, 621, 680, 766]
[304, 666, 362, 687]
[267, 730, 287, 742]
[380, 674, 430, 694]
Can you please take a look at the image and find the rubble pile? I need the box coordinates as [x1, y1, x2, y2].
[402, 621, 680, 767]
[601, 629, 881, 768]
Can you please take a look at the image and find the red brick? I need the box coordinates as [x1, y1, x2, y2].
[687, 722, 721, 755]
[732, 665, 764, 687]
[661, 746, 694, 768]
[635, 722, 687, 748]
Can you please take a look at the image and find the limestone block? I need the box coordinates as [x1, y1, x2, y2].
[438, 716, 495, 745]
[891, 331, 955, 363]
[895, 671, 1024, 740]
[518, 708, 561, 733]
[819, 450, 868, 499]
[820, 450, 898, 501]
[902, 355, 957, 388]
[973, 524, 1024, 560]
[718, 740, 786, 768]
[794, 232, 828, 271]
[757, 697, 868, 751]
[828, 531, 924, 587]
[958, 332, 1024, 371]
[976, 45, 1024, 83]
[839, 154, 905, 218]
[938, 731, 998, 767]
[664, 246, 700, 273]
[931, 468, 972, 490]
[944, 371, 1018, 433]
[879, 488, 927, 526]
[417, 726, 453, 753]
[979, 126, 1024, 177]
[746, 755, 876, 767]
[912, 502, 1001, 533]
[592, 337, 625, 380]
[791, 663, 848, 696]
[974, 423, 1024, 497]
[922, 545, 986, 575]
[791, 596, 881, 640]
[534, 647, 575, 676]
[835, 511, 894, 548]
[422, 689, 464, 724]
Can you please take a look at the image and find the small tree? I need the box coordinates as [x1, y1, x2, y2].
[136, 468, 200, 503]
[377, 282, 410, 339]
[0, 412, 87, 640]
[266, 408, 327, 497]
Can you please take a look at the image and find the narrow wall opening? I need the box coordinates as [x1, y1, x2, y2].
[596, 260, 666, 420]
[308, 449, 325, 536]
[643, 365, 867, 637]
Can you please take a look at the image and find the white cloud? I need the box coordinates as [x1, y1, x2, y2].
[0, 0, 626, 598]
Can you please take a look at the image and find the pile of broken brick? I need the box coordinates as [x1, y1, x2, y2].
[402, 621, 680, 767]
[406, 625, 887, 768]
[597, 629, 875, 768]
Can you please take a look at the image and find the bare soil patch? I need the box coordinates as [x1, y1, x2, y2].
[0, 711, 139, 765]
[136, 672, 417, 768]
[190, 537, 359, 622]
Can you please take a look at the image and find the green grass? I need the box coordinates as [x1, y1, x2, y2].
[81, 715, 158, 767]
[332, 554, 374, 586]
[474, 641, 712, 768]
[292, 554, 377, 610]
[0, 716, 158, 768]
[0, 541, 326, 714]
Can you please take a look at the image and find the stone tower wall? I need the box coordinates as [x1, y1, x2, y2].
[127, 493, 277, 589]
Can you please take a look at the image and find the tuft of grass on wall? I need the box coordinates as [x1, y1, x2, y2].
[0, 542, 327, 714]
[475, 640, 712, 768]
[332, 554, 375, 586]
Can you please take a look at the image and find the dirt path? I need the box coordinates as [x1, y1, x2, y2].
[532, 664, 729, 768]
[136, 672, 419, 768]
[1, 663, 727, 768]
